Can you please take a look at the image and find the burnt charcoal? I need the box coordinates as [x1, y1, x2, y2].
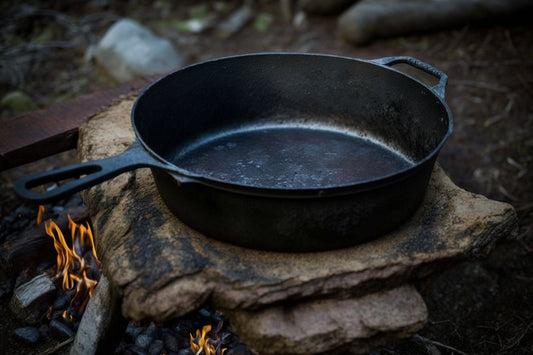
[51, 309, 65, 319]
[3, 229, 56, 276]
[1, 277, 15, 296]
[15, 205, 37, 218]
[13, 326, 40, 344]
[114, 308, 250, 354]
[198, 308, 211, 318]
[227, 344, 251, 355]
[148, 339, 164, 355]
[0, 205, 36, 238]
[114, 342, 127, 354]
[52, 206, 65, 214]
[125, 321, 143, 342]
[135, 333, 153, 349]
[10, 273, 56, 324]
[84, 251, 101, 280]
[1, 204, 58, 242]
[52, 291, 71, 310]
[63, 288, 76, 300]
[36, 260, 55, 274]
[38, 324, 49, 338]
[49, 319, 75, 340]
[211, 313, 224, 325]
[144, 321, 158, 338]
[60, 305, 82, 321]
[228, 336, 243, 348]
[128, 345, 149, 355]
[174, 320, 195, 338]
[61, 314, 78, 331]
[162, 330, 180, 352]
[14, 269, 29, 289]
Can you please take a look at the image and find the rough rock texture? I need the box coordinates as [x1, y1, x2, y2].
[339, 0, 533, 45]
[230, 285, 427, 355]
[71, 275, 124, 355]
[78, 97, 517, 353]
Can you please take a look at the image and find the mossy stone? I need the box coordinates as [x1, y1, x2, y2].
[1, 91, 37, 116]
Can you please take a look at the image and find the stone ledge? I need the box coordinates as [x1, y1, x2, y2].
[230, 284, 427, 355]
[78, 97, 517, 322]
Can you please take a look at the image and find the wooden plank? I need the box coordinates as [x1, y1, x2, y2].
[0, 75, 159, 171]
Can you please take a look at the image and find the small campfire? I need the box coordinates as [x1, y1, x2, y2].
[38, 205, 101, 322]
[1, 199, 101, 349]
[2, 202, 251, 354]
[113, 307, 248, 355]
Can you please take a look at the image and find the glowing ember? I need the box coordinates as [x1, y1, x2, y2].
[190, 322, 228, 355]
[38, 205, 101, 318]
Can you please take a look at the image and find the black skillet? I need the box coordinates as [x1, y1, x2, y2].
[15, 53, 453, 252]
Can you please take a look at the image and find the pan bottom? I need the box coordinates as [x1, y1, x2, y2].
[171, 126, 413, 189]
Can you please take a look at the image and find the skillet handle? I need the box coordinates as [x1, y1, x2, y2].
[372, 56, 448, 99]
[14, 142, 170, 203]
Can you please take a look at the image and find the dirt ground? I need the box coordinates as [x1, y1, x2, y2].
[1, 1, 532, 354]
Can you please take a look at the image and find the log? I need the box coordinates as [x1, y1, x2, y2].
[9, 273, 56, 324]
[339, 0, 533, 45]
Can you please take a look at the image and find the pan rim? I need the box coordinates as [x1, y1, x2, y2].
[131, 52, 453, 198]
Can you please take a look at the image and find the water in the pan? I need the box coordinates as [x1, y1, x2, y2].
[171, 125, 413, 189]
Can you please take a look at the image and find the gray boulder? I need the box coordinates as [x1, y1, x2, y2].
[94, 18, 185, 83]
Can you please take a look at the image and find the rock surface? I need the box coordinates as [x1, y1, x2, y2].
[230, 285, 426, 355]
[78, 97, 517, 353]
[94, 19, 185, 83]
[70, 275, 122, 355]
[339, 0, 533, 45]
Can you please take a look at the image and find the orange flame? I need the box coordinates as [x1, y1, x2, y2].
[37, 205, 45, 224]
[39, 205, 101, 316]
[190, 325, 227, 355]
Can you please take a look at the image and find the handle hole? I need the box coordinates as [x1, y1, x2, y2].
[25, 165, 103, 190]
[392, 63, 440, 87]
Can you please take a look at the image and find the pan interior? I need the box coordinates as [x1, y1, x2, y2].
[169, 124, 414, 189]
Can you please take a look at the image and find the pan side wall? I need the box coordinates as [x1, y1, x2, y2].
[151, 159, 435, 252]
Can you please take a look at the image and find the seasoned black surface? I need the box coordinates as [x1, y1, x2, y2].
[172, 125, 413, 189]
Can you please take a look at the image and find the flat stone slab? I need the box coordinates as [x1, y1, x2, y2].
[231, 284, 427, 355]
[78, 97, 517, 323]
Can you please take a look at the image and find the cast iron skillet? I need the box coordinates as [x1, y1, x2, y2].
[15, 53, 453, 252]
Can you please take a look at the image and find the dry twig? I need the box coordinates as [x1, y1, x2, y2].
[42, 337, 74, 355]
[498, 318, 533, 353]
[413, 334, 469, 355]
